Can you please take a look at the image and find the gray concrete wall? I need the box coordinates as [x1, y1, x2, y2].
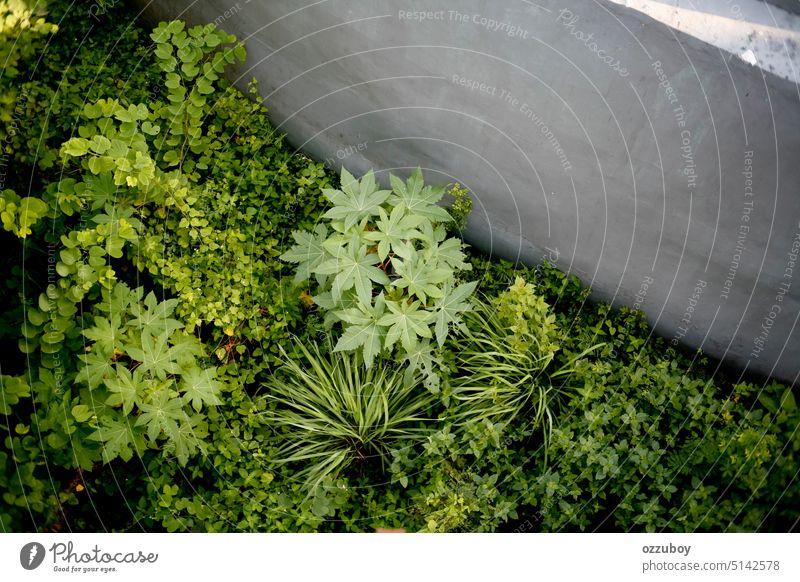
[766, 0, 800, 17]
[130, 0, 800, 384]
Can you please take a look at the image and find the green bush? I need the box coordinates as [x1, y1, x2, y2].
[0, 0, 797, 535]
[448, 277, 590, 438]
[525, 360, 799, 532]
[281, 167, 477, 392]
[0, 1, 334, 531]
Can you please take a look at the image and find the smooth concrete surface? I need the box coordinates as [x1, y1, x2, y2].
[129, 0, 800, 384]
[609, 0, 800, 84]
[765, 0, 800, 17]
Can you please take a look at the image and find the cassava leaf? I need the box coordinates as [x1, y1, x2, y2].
[333, 293, 389, 367]
[364, 203, 424, 261]
[280, 223, 328, 284]
[180, 366, 223, 412]
[379, 299, 433, 353]
[432, 281, 477, 347]
[389, 168, 451, 223]
[392, 251, 451, 304]
[316, 234, 389, 305]
[322, 169, 391, 230]
[104, 365, 140, 415]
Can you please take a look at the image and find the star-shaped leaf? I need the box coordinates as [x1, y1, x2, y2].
[125, 331, 181, 380]
[168, 332, 206, 369]
[364, 203, 424, 261]
[432, 281, 477, 347]
[423, 237, 470, 271]
[104, 365, 141, 415]
[85, 172, 118, 211]
[129, 291, 183, 336]
[316, 234, 390, 305]
[164, 413, 203, 466]
[402, 338, 442, 393]
[322, 168, 391, 230]
[180, 366, 223, 412]
[136, 387, 186, 441]
[83, 314, 123, 348]
[280, 223, 328, 284]
[378, 299, 434, 353]
[389, 168, 452, 223]
[77, 349, 114, 388]
[334, 293, 389, 367]
[88, 415, 138, 463]
[392, 253, 451, 304]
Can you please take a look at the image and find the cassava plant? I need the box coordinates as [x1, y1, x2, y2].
[281, 167, 476, 392]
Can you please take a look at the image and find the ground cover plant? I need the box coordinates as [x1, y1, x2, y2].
[0, 0, 797, 533]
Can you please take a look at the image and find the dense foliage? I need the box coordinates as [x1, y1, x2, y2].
[0, 0, 796, 534]
[281, 167, 477, 391]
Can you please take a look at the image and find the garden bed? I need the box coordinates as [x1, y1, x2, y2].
[0, 0, 797, 533]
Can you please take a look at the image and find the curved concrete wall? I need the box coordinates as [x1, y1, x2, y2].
[131, 0, 800, 384]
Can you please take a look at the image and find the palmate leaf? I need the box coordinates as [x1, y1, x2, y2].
[322, 168, 391, 230]
[168, 332, 206, 369]
[334, 293, 389, 367]
[83, 314, 123, 348]
[84, 171, 118, 210]
[179, 366, 223, 412]
[135, 387, 186, 441]
[379, 299, 434, 352]
[432, 281, 478, 347]
[389, 168, 452, 223]
[77, 349, 114, 389]
[402, 338, 442, 393]
[364, 203, 424, 261]
[88, 414, 140, 463]
[316, 234, 389, 305]
[423, 236, 470, 271]
[392, 250, 451, 304]
[96, 282, 139, 316]
[125, 331, 181, 380]
[104, 365, 140, 415]
[129, 291, 183, 336]
[280, 223, 328, 284]
[163, 413, 204, 466]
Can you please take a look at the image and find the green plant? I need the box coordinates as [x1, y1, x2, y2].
[448, 278, 599, 452]
[445, 182, 472, 232]
[281, 167, 477, 391]
[262, 341, 437, 491]
[74, 284, 224, 466]
[0, 190, 48, 237]
[387, 419, 531, 533]
[2, 0, 798, 536]
[524, 361, 800, 532]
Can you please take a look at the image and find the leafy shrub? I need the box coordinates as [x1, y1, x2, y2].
[281, 167, 477, 391]
[388, 419, 531, 532]
[75, 284, 224, 466]
[520, 364, 798, 532]
[0, 2, 332, 531]
[133, 22, 336, 379]
[262, 341, 437, 491]
[447, 277, 599, 453]
[1, 0, 797, 536]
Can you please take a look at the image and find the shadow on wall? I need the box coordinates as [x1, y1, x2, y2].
[129, 0, 800, 385]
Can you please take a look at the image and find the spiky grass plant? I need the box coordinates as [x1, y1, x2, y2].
[449, 278, 600, 453]
[262, 341, 438, 492]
